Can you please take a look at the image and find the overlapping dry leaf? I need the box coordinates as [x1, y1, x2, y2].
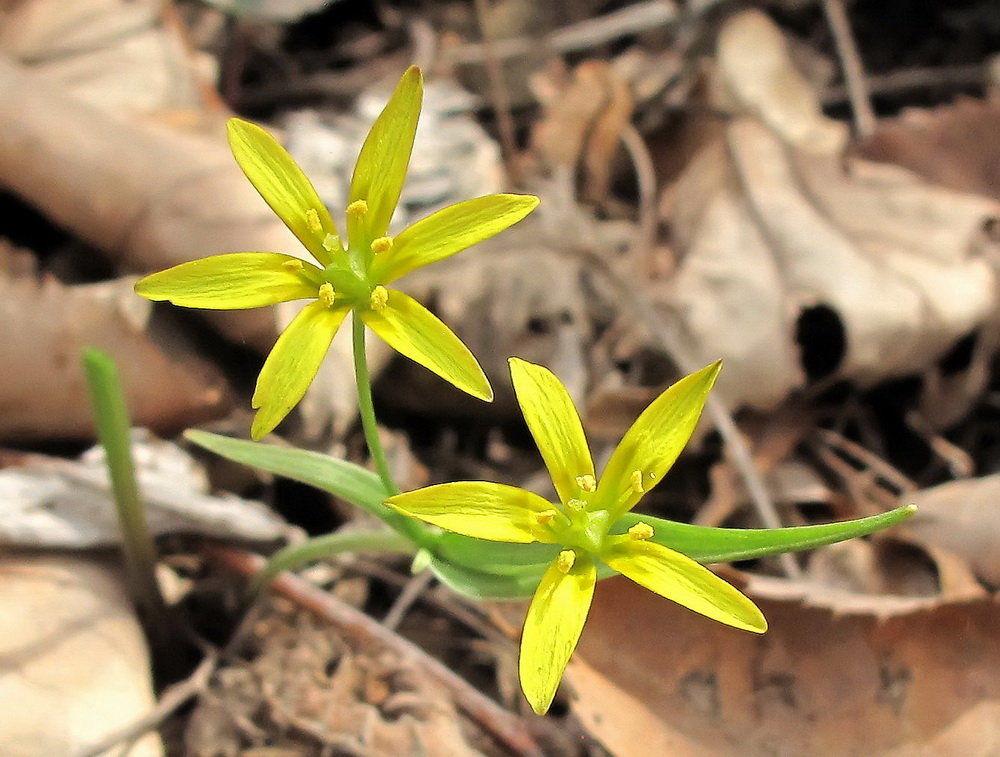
[661, 10, 1000, 412]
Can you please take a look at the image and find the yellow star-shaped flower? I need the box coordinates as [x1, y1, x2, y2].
[135, 66, 537, 439]
[387, 358, 766, 714]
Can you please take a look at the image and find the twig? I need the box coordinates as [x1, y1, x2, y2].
[75, 647, 219, 757]
[205, 545, 545, 757]
[382, 568, 435, 630]
[472, 0, 521, 184]
[620, 123, 659, 279]
[822, 64, 986, 105]
[443, 0, 679, 65]
[821, 0, 876, 138]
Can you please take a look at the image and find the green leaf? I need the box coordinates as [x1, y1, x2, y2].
[185, 430, 389, 513]
[428, 554, 549, 599]
[615, 505, 917, 564]
[434, 532, 560, 573]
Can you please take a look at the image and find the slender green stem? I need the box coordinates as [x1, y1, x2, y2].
[254, 528, 417, 593]
[352, 313, 399, 495]
[81, 348, 169, 632]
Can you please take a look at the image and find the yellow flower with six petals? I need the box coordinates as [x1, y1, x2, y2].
[387, 357, 767, 714]
[135, 66, 538, 439]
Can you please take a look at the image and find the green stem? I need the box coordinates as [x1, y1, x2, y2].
[81, 349, 169, 634]
[352, 313, 399, 496]
[253, 528, 417, 593]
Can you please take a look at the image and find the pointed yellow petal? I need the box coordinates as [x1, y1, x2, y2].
[596, 362, 720, 520]
[520, 555, 596, 715]
[250, 300, 349, 439]
[362, 290, 492, 401]
[508, 358, 594, 507]
[386, 482, 558, 543]
[603, 539, 766, 633]
[227, 118, 339, 266]
[348, 66, 422, 246]
[372, 194, 539, 284]
[135, 253, 322, 309]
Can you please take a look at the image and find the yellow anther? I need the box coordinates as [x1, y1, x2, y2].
[371, 236, 393, 254]
[346, 199, 368, 217]
[322, 233, 341, 252]
[317, 282, 335, 307]
[576, 474, 597, 493]
[630, 470, 645, 494]
[536, 509, 557, 525]
[628, 522, 654, 541]
[306, 208, 322, 233]
[567, 498, 586, 511]
[282, 259, 304, 272]
[556, 550, 577, 574]
[369, 285, 388, 311]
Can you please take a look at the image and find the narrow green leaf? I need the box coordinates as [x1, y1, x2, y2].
[615, 505, 917, 564]
[185, 430, 389, 512]
[429, 554, 549, 599]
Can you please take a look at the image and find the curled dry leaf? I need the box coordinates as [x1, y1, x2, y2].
[0, 275, 230, 442]
[661, 10, 1000, 412]
[898, 474, 1000, 588]
[575, 574, 1000, 755]
[0, 429, 285, 547]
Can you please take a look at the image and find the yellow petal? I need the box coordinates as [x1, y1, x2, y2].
[603, 539, 766, 633]
[348, 66, 422, 247]
[227, 118, 339, 266]
[508, 358, 594, 507]
[135, 253, 321, 309]
[372, 194, 539, 284]
[520, 555, 597, 715]
[385, 482, 559, 543]
[362, 290, 492, 401]
[596, 362, 720, 520]
[251, 300, 349, 439]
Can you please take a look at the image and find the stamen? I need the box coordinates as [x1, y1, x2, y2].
[576, 474, 597, 493]
[628, 522, 654, 541]
[305, 208, 322, 233]
[567, 498, 586, 511]
[282, 259, 304, 272]
[317, 283, 335, 307]
[369, 285, 389, 311]
[322, 233, 341, 252]
[556, 550, 576, 574]
[371, 236, 393, 254]
[536, 510, 557, 525]
[346, 199, 368, 217]
[630, 470, 645, 494]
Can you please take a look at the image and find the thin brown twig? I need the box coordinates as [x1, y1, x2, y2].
[822, 63, 986, 105]
[472, 0, 521, 184]
[620, 123, 659, 279]
[382, 568, 435, 630]
[443, 0, 679, 65]
[75, 646, 220, 757]
[205, 545, 545, 757]
[822, 0, 876, 137]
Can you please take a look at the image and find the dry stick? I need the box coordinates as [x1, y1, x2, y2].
[444, 0, 679, 65]
[75, 648, 220, 757]
[568, 245, 804, 579]
[620, 123, 659, 280]
[822, 0, 876, 138]
[382, 568, 436, 631]
[472, 0, 522, 184]
[206, 545, 545, 757]
[822, 64, 986, 105]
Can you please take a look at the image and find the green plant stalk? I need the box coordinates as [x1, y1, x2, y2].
[252, 528, 417, 592]
[352, 312, 400, 496]
[82, 348, 168, 627]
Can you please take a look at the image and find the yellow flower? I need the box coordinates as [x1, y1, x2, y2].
[135, 67, 538, 439]
[387, 358, 766, 714]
